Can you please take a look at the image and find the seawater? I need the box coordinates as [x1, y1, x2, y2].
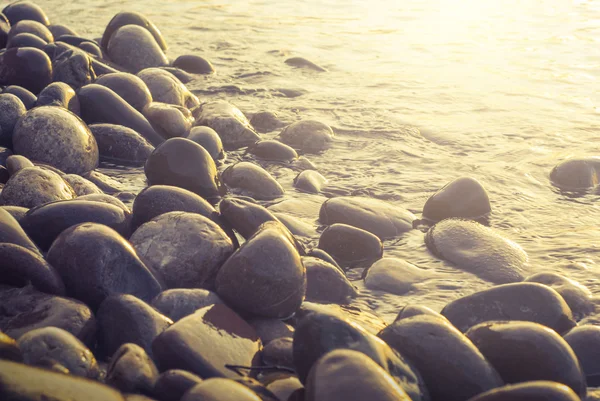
[37, 0, 600, 322]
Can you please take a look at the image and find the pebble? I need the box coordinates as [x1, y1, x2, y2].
[101, 11, 167, 52]
[318, 223, 383, 267]
[422, 177, 491, 222]
[187, 126, 225, 161]
[36, 82, 81, 115]
[95, 73, 153, 112]
[0, 47, 52, 93]
[278, 120, 334, 153]
[143, 102, 194, 139]
[468, 381, 581, 401]
[106, 343, 160, 395]
[3, 85, 37, 109]
[180, 378, 262, 401]
[563, 325, 600, 386]
[247, 139, 298, 162]
[151, 288, 224, 322]
[0, 93, 26, 148]
[108, 25, 169, 73]
[173, 54, 215, 74]
[0, 243, 64, 294]
[2, 1, 50, 26]
[137, 68, 199, 109]
[153, 370, 204, 401]
[303, 256, 358, 303]
[294, 170, 327, 194]
[0, 167, 76, 209]
[221, 161, 285, 200]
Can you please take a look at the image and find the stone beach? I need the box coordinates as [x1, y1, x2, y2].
[0, 1, 600, 401]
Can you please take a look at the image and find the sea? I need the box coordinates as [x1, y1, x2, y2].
[34, 0, 600, 322]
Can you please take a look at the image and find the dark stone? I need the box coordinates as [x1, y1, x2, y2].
[0, 166, 8, 184]
[6, 32, 47, 49]
[441, 282, 576, 334]
[294, 301, 387, 335]
[2, 1, 50, 26]
[467, 381, 581, 401]
[192, 100, 261, 150]
[273, 212, 317, 238]
[151, 288, 223, 322]
[0, 207, 38, 253]
[152, 303, 261, 378]
[131, 212, 234, 290]
[95, 72, 153, 112]
[284, 57, 327, 72]
[79, 41, 102, 58]
[0, 46, 52, 93]
[101, 12, 167, 52]
[263, 375, 303, 401]
[143, 102, 194, 139]
[306, 248, 342, 270]
[303, 256, 357, 303]
[262, 337, 294, 369]
[48, 24, 78, 38]
[18, 326, 99, 378]
[525, 272, 595, 321]
[0, 285, 96, 346]
[222, 162, 285, 200]
[305, 349, 413, 401]
[294, 170, 327, 193]
[563, 325, 600, 386]
[187, 126, 224, 161]
[0, 167, 75, 208]
[0, 146, 13, 166]
[106, 343, 159, 395]
[7, 20, 53, 42]
[422, 177, 491, 223]
[78, 193, 130, 212]
[0, 13, 9, 49]
[215, 221, 306, 319]
[1, 205, 28, 221]
[219, 197, 279, 239]
[0, 93, 26, 148]
[6, 154, 33, 175]
[52, 48, 96, 90]
[138, 68, 198, 109]
[55, 34, 95, 47]
[293, 311, 427, 400]
[0, 359, 125, 401]
[550, 157, 600, 190]
[180, 378, 263, 401]
[247, 139, 297, 162]
[77, 84, 164, 146]
[0, 331, 22, 361]
[153, 370, 203, 401]
[21, 200, 130, 251]
[278, 120, 333, 153]
[46, 222, 163, 310]
[0, 243, 64, 295]
[159, 67, 194, 83]
[246, 318, 294, 345]
[89, 124, 154, 165]
[144, 137, 224, 202]
[36, 82, 80, 115]
[379, 315, 502, 401]
[107, 25, 168, 73]
[234, 377, 280, 401]
[318, 223, 383, 268]
[13, 106, 99, 174]
[319, 196, 416, 240]
[249, 111, 286, 133]
[173, 55, 215, 74]
[394, 305, 447, 322]
[426, 219, 527, 284]
[3, 85, 36, 109]
[466, 321, 586, 398]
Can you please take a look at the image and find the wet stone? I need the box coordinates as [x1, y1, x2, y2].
[36, 82, 81, 115]
[18, 326, 99, 379]
[97, 294, 172, 359]
[262, 337, 294, 369]
[153, 370, 203, 401]
[181, 378, 263, 401]
[138, 68, 199, 109]
[247, 318, 295, 345]
[0, 167, 75, 211]
[7, 32, 48, 49]
[550, 157, 600, 190]
[221, 162, 285, 200]
[379, 315, 502, 401]
[47, 223, 162, 310]
[426, 218, 527, 284]
[78, 193, 130, 212]
[48, 24, 78, 38]
[250, 111, 287, 133]
[294, 301, 387, 335]
[108, 25, 168, 73]
[0, 93, 26, 148]
[6, 154, 34, 176]
[52, 48, 96, 90]
[294, 170, 327, 193]
[106, 343, 160, 395]
[130, 211, 234, 290]
[143, 102, 194, 139]
[101, 11, 167, 52]
[247, 139, 298, 162]
[319, 196, 415, 240]
[305, 349, 413, 401]
[285, 57, 327, 72]
[219, 197, 279, 239]
[151, 288, 223, 322]
[2, 1, 48, 25]
[278, 120, 334, 153]
[563, 325, 600, 386]
[3, 85, 37, 109]
[159, 67, 194, 83]
[394, 304, 448, 323]
[152, 303, 261, 378]
[89, 124, 155, 165]
[303, 256, 358, 303]
[0, 359, 125, 401]
[63, 174, 103, 195]
[318, 223, 383, 268]
[7, 20, 53, 43]
[0, 285, 96, 346]
[466, 320, 586, 398]
[95, 73, 153, 112]
[467, 381, 581, 401]
[215, 221, 306, 319]
[187, 126, 224, 161]
[0, 47, 52, 94]
[422, 177, 491, 223]
[173, 55, 215, 74]
[0, 330, 22, 361]
[364, 258, 429, 295]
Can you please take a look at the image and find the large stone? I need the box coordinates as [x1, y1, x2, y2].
[563, 325, 600, 387]
[550, 157, 600, 190]
[131, 212, 234, 290]
[319, 197, 415, 239]
[143, 102, 194, 139]
[62, 174, 103, 196]
[215, 221, 306, 318]
[221, 162, 285, 200]
[425, 218, 527, 284]
[2, 1, 50, 26]
[12, 106, 98, 174]
[192, 100, 261, 150]
[95, 72, 153, 112]
[7, 19, 52, 42]
[305, 349, 413, 401]
[46, 223, 162, 310]
[466, 321, 586, 398]
[52, 48, 96, 90]
[0, 167, 75, 209]
[7, 32, 48, 50]
[0, 286, 96, 346]
[379, 315, 502, 401]
[3, 84, 37, 109]
[0, 47, 52, 93]
[108, 25, 168, 73]
[0, 360, 125, 401]
[441, 282, 576, 334]
[422, 177, 491, 222]
[97, 294, 172, 359]
[144, 138, 224, 203]
[89, 124, 154, 165]
[0, 93, 26, 147]
[101, 11, 167, 52]
[219, 197, 279, 239]
[151, 288, 223, 322]
[152, 303, 261, 378]
[36, 82, 80, 115]
[364, 258, 429, 295]
[21, 200, 130, 251]
[318, 223, 383, 267]
[278, 120, 333, 153]
[18, 326, 99, 378]
[137, 68, 198, 109]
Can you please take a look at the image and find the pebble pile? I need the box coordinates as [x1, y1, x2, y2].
[0, 1, 599, 401]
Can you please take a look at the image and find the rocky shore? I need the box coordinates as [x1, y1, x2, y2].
[0, 1, 600, 401]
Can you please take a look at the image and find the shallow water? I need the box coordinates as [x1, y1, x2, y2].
[34, 0, 600, 322]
